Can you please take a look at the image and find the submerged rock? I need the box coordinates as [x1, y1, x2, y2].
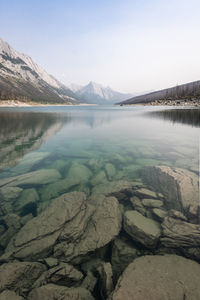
[41, 162, 92, 201]
[0, 262, 46, 294]
[152, 208, 167, 221]
[27, 284, 94, 300]
[111, 237, 138, 280]
[161, 217, 200, 248]
[124, 211, 161, 248]
[105, 163, 116, 180]
[135, 188, 158, 199]
[33, 264, 83, 288]
[110, 255, 200, 300]
[54, 195, 122, 263]
[92, 180, 134, 196]
[0, 290, 24, 300]
[1, 192, 88, 260]
[141, 198, 163, 208]
[0, 169, 61, 188]
[91, 170, 107, 186]
[143, 166, 199, 223]
[14, 188, 39, 215]
[0, 214, 21, 248]
[0, 187, 23, 201]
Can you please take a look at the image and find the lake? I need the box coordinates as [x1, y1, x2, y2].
[0, 105, 199, 299]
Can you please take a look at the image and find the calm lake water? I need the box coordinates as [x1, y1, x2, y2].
[0, 105, 199, 299]
[0, 106, 199, 178]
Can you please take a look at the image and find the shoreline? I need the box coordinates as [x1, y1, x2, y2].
[0, 100, 96, 107]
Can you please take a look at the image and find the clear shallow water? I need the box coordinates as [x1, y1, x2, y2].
[0, 106, 199, 179]
[0, 105, 199, 298]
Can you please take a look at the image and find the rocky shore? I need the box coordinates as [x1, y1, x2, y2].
[122, 98, 200, 106]
[0, 161, 199, 299]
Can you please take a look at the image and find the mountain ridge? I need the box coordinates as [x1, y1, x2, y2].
[118, 80, 200, 106]
[0, 38, 79, 104]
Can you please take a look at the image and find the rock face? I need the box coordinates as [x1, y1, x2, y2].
[124, 211, 161, 248]
[110, 255, 200, 300]
[161, 217, 200, 248]
[54, 195, 122, 263]
[0, 262, 46, 293]
[143, 166, 199, 223]
[27, 284, 94, 300]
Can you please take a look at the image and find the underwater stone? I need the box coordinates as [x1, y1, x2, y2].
[0, 261, 46, 294]
[110, 255, 200, 300]
[27, 284, 94, 300]
[124, 211, 161, 248]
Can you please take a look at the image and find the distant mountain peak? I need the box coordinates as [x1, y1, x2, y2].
[72, 81, 133, 104]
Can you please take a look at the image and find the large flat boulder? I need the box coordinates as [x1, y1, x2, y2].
[124, 211, 161, 248]
[27, 284, 94, 300]
[54, 195, 122, 263]
[143, 166, 199, 223]
[110, 255, 200, 300]
[1, 192, 89, 260]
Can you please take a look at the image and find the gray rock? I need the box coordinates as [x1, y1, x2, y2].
[168, 209, 187, 221]
[124, 211, 161, 248]
[143, 166, 199, 223]
[27, 284, 94, 300]
[0, 290, 24, 300]
[135, 188, 158, 199]
[91, 170, 107, 186]
[0, 169, 61, 188]
[152, 208, 167, 221]
[87, 158, 104, 172]
[54, 196, 122, 263]
[41, 163, 92, 201]
[44, 257, 58, 268]
[2, 192, 88, 261]
[0, 187, 23, 201]
[0, 214, 21, 248]
[110, 255, 200, 300]
[92, 180, 134, 196]
[81, 271, 97, 293]
[111, 237, 138, 279]
[130, 196, 146, 216]
[33, 264, 83, 288]
[161, 217, 200, 248]
[105, 163, 116, 180]
[0, 262, 46, 293]
[96, 262, 113, 298]
[142, 198, 163, 208]
[14, 188, 39, 214]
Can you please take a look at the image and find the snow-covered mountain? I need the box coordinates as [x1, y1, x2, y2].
[72, 81, 133, 104]
[0, 38, 78, 103]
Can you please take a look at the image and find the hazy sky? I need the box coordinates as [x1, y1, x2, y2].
[1, 0, 200, 93]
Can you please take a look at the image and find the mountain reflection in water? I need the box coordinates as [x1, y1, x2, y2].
[0, 111, 71, 169]
[148, 108, 200, 127]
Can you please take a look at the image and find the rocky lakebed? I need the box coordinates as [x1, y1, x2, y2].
[0, 153, 199, 300]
